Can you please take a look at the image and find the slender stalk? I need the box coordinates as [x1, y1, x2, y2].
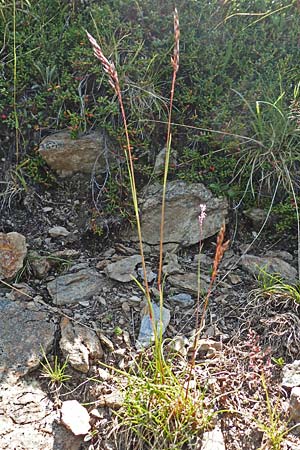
[12, 0, 19, 162]
[185, 223, 229, 399]
[157, 8, 180, 289]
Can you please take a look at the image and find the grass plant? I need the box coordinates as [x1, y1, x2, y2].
[254, 374, 295, 450]
[258, 268, 300, 304]
[87, 8, 231, 448]
[39, 346, 72, 387]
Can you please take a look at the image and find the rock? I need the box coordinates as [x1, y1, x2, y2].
[0, 378, 82, 450]
[39, 131, 110, 177]
[153, 147, 177, 175]
[168, 293, 194, 307]
[289, 387, 300, 422]
[282, 360, 300, 388]
[28, 251, 51, 279]
[201, 426, 226, 450]
[60, 318, 103, 373]
[265, 250, 294, 262]
[163, 253, 182, 275]
[193, 253, 214, 267]
[105, 255, 142, 283]
[227, 273, 241, 285]
[47, 268, 104, 305]
[130, 181, 228, 247]
[137, 302, 170, 348]
[0, 232, 27, 280]
[137, 266, 157, 283]
[48, 226, 70, 238]
[169, 335, 190, 356]
[168, 272, 210, 294]
[244, 207, 269, 230]
[0, 299, 55, 381]
[7, 283, 35, 301]
[61, 400, 91, 435]
[197, 338, 223, 355]
[97, 390, 124, 409]
[240, 254, 298, 284]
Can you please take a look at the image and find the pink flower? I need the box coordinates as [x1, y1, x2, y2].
[198, 204, 206, 229]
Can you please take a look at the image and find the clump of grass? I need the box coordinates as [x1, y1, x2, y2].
[117, 354, 217, 450]
[39, 347, 71, 387]
[258, 268, 300, 304]
[253, 374, 295, 450]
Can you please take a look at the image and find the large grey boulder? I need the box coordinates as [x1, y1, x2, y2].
[130, 181, 228, 247]
[39, 131, 110, 177]
[0, 299, 55, 381]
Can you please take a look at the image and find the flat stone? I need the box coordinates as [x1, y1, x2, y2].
[289, 387, 300, 422]
[168, 272, 210, 294]
[137, 302, 170, 348]
[241, 255, 297, 284]
[47, 268, 104, 305]
[48, 226, 70, 238]
[282, 360, 300, 388]
[105, 255, 142, 283]
[61, 400, 91, 435]
[130, 181, 228, 247]
[137, 267, 157, 283]
[39, 131, 111, 177]
[168, 293, 194, 307]
[60, 318, 103, 373]
[163, 253, 183, 275]
[201, 426, 226, 450]
[0, 299, 55, 381]
[0, 232, 27, 280]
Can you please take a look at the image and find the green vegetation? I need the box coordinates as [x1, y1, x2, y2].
[39, 347, 72, 386]
[1, 0, 300, 218]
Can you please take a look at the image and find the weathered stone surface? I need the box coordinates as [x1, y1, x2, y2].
[0, 232, 27, 280]
[61, 400, 91, 436]
[105, 255, 142, 283]
[48, 226, 70, 238]
[168, 272, 210, 294]
[0, 378, 82, 450]
[28, 251, 51, 279]
[0, 299, 55, 381]
[47, 268, 104, 305]
[289, 387, 300, 422]
[39, 131, 110, 177]
[201, 426, 226, 450]
[282, 360, 300, 388]
[137, 302, 170, 348]
[168, 293, 194, 307]
[60, 318, 103, 373]
[163, 253, 182, 275]
[153, 147, 177, 175]
[130, 181, 228, 247]
[240, 254, 298, 284]
[244, 207, 269, 230]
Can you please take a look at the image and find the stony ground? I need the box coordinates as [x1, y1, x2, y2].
[1, 162, 300, 450]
